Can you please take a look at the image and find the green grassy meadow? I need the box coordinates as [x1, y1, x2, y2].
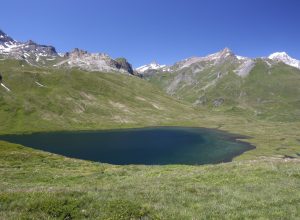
[0, 59, 300, 219]
[1, 141, 299, 219]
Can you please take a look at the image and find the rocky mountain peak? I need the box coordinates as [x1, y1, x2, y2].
[0, 29, 58, 60]
[65, 48, 88, 58]
[222, 47, 233, 54]
[206, 47, 235, 60]
[172, 48, 236, 70]
[23, 40, 57, 56]
[57, 49, 134, 74]
[0, 30, 14, 44]
[0, 30, 5, 36]
[115, 57, 134, 74]
[25, 40, 37, 45]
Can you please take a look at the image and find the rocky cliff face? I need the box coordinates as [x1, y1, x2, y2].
[115, 58, 134, 74]
[22, 40, 57, 56]
[54, 48, 134, 74]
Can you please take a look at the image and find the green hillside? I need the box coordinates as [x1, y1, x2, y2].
[0, 59, 197, 134]
[146, 59, 300, 122]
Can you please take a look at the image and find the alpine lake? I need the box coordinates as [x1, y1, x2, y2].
[0, 127, 255, 165]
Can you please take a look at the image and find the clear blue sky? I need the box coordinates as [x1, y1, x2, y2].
[1, 0, 299, 67]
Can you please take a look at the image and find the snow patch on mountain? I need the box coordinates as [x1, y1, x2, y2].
[236, 55, 248, 60]
[268, 52, 300, 69]
[1, 83, 10, 92]
[0, 41, 20, 54]
[136, 62, 167, 73]
[35, 81, 46, 87]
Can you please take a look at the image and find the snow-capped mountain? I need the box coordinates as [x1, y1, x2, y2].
[136, 61, 168, 74]
[137, 48, 256, 79]
[171, 48, 247, 71]
[143, 48, 300, 115]
[0, 30, 134, 74]
[137, 48, 246, 75]
[0, 30, 58, 61]
[139, 49, 300, 76]
[141, 48, 257, 102]
[268, 52, 300, 69]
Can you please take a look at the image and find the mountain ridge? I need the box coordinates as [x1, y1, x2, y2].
[0, 30, 134, 74]
[136, 48, 300, 75]
[143, 48, 300, 121]
[1, 29, 300, 122]
[2, 29, 300, 74]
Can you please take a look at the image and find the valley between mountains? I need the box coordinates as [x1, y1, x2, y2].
[0, 30, 299, 219]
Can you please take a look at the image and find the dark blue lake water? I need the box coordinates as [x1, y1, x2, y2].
[0, 127, 254, 165]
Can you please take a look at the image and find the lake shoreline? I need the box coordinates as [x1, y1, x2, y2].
[0, 126, 256, 166]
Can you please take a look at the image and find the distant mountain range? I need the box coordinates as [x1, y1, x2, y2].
[0, 30, 134, 74]
[1, 29, 300, 75]
[1, 29, 300, 122]
[141, 48, 300, 121]
[136, 48, 300, 74]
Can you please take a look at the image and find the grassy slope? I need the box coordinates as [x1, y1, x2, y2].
[145, 57, 241, 103]
[205, 60, 300, 122]
[0, 60, 300, 219]
[0, 60, 197, 134]
[0, 141, 299, 219]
